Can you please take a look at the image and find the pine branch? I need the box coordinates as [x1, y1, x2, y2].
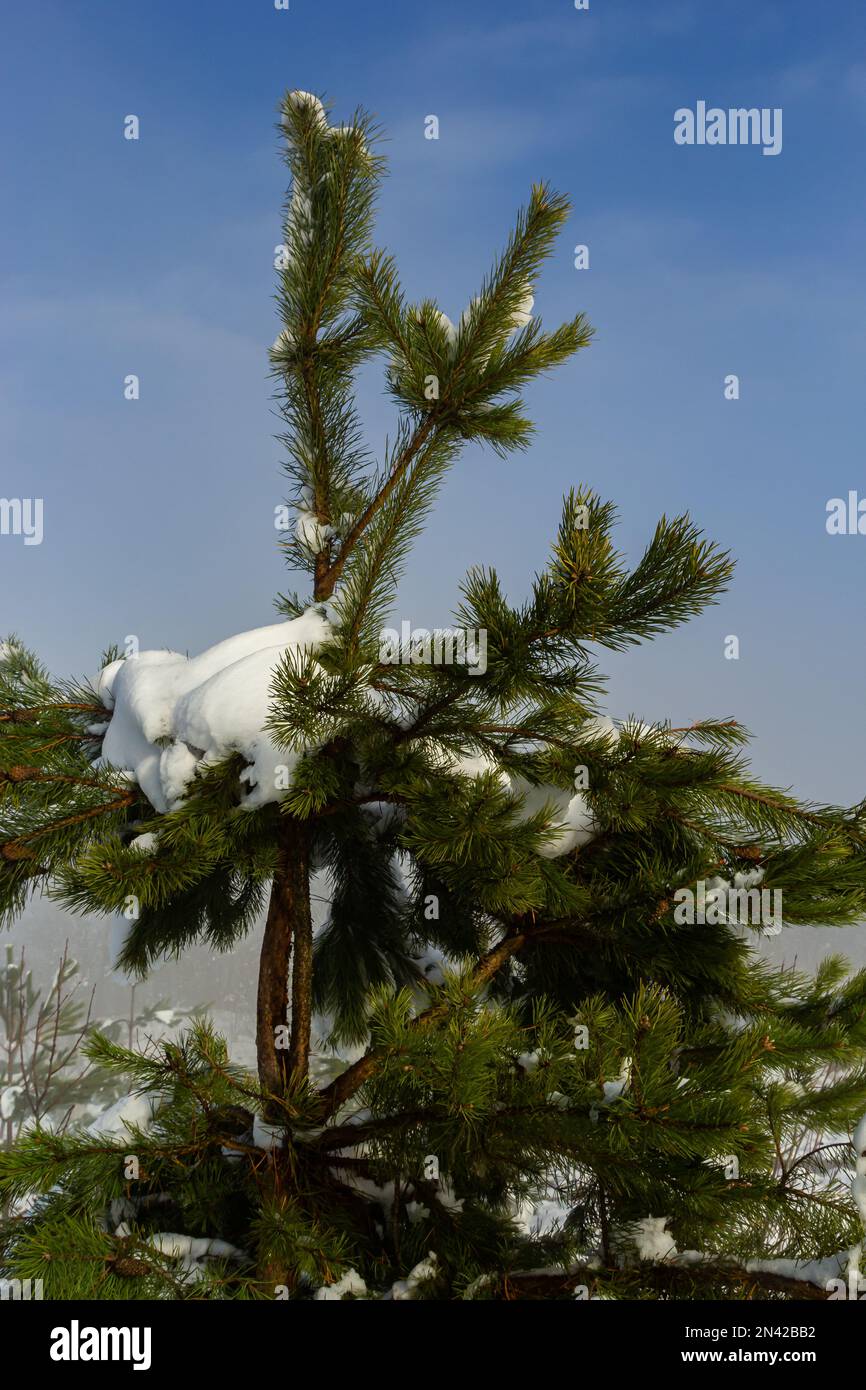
[496, 1260, 832, 1301]
[319, 410, 441, 598]
[314, 928, 530, 1119]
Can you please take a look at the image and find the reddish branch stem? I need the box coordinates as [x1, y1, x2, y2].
[314, 928, 528, 1120]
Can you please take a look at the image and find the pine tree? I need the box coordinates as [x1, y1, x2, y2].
[2, 92, 866, 1300]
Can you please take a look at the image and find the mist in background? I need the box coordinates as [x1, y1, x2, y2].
[2, 0, 865, 1033]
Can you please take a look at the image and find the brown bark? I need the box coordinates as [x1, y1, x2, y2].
[256, 819, 312, 1108]
[287, 852, 314, 1084]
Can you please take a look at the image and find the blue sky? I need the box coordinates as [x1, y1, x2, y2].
[2, 0, 866, 807]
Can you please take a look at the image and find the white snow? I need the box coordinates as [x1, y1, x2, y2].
[740, 1252, 849, 1288]
[431, 309, 458, 348]
[511, 1193, 568, 1237]
[509, 288, 535, 332]
[148, 1232, 246, 1281]
[440, 748, 596, 857]
[601, 1214, 856, 1290]
[387, 1251, 439, 1300]
[412, 283, 535, 363]
[87, 1091, 156, 1139]
[508, 776, 595, 857]
[733, 867, 765, 890]
[295, 510, 335, 553]
[434, 1178, 465, 1215]
[95, 608, 612, 860]
[292, 489, 342, 554]
[630, 1216, 677, 1263]
[97, 611, 333, 812]
[439, 748, 509, 787]
[588, 1057, 631, 1124]
[702, 868, 765, 919]
[253, 1115, 286, 1151]
[313, 1268, 367, 1300]
[128, 832, 158, 854]
[602, 1057, 631, 1103]
[0, 1085, 23, 1121]
[580, 714, 619, 744]
[329, 1168, 396, 1211]
[276, 92, 369, 288]
[282, 91, 328, 131]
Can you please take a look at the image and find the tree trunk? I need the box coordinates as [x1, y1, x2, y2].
[256, 819, 312, 1109]
[287, 876, 313, 1084]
